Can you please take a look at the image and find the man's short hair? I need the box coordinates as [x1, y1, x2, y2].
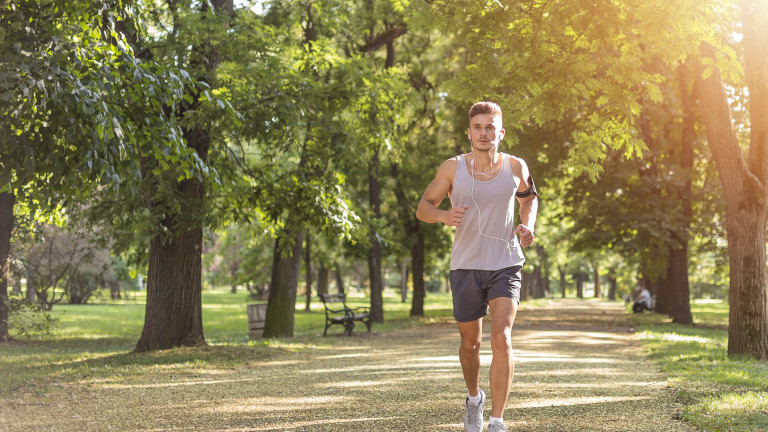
[468, 101, 502, 121]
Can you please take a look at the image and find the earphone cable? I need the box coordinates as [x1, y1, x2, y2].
[470, 155, 516, 255]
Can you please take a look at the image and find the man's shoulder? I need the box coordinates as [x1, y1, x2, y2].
[439, 154, 464, 169]
[504, 152, 527, 166]
[504, 153, 530, 177]
[435, 155, 461, 179]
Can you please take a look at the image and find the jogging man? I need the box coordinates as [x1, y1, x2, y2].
[416, 101, 538, 432]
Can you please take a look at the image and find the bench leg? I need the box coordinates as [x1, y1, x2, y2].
[344, 320, 355, 336]
[324, 320, 337, 337]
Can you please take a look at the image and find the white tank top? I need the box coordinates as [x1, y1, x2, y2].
[449, 153, 526, 270]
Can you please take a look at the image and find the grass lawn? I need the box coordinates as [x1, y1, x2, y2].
[629, 299, 768, 432]
[0, 288, 456, 395]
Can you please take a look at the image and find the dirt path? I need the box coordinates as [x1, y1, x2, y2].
[1, 299, 694, 431]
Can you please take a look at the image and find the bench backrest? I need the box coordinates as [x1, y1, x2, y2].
[319, 293, 346, 304]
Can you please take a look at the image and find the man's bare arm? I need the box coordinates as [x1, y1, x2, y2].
[416, 159, 469, 226]
[519, 193, 538, 229]
[511, 157, 538, 247]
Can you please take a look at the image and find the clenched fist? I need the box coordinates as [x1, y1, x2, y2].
[442, 206, 470, 227]
[514, 224, 535, 247]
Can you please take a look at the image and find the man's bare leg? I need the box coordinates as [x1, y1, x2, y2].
[488, 297, 518, 418]
[457, 318, 483, 396]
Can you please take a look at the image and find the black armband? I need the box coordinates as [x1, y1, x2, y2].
[515, 175, 538, 198]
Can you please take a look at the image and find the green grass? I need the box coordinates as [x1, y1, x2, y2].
[630, 299, 768, 432]
[0, 288, 456, 395]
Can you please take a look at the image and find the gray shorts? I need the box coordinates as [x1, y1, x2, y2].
[449, 265, 522, 322]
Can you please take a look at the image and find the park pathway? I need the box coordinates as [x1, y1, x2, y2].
[2, 299, 694, 431]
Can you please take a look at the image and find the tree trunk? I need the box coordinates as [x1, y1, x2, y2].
[400, 258, 408, 303]
[365, 35, 398, 323]
[608, 275, 617, 301]
[357, 268, 364, 293]
[388, 158, 425, 315]
[531, 264, 545, 299]
[520, 271, 530, 302]
[536, 245, 551, 297]
[558, 265, 566, 298]
[263, 227, 303, 338]
[591, 260, 601, 298]
[637, 97, 674, 314]
[666, 245, 692, 323]
[68, 273, 87, 304]
[135, 123, 210, 351]
[652, 268, 669, 314]
[304, 233, 312, 312]
[368, 147, 384, 323]
[576, 272, 584, 299]
[12, 277, 21, 296]
[334, 267, 345, 294]
[318, 263, 329, 295]
[660, 63, 696, 324]
[26, 275, 35, 302]
[723, 211, 768, 358]
[0, 191, 14, 342]
[135, 221, 206, 350]
[697, 14, 768, 358]
[410, 231, 425, 316]
[110, 280, 121, 300]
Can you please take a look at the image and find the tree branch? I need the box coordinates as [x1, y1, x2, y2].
[359, 25, 408, 53]
[695, 43, 755, 199]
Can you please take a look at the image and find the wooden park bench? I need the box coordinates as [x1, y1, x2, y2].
[318, 293, 373, 336]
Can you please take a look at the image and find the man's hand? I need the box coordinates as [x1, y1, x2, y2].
[442, 206, 470, 226]
[514, 224, 535, 247]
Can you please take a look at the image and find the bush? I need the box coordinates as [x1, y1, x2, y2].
[6, 298, 58, 336]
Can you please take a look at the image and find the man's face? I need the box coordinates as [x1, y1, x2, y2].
[467, 114, 505, 151]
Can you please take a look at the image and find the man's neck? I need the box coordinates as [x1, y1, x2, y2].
[472, 150, 500, 171]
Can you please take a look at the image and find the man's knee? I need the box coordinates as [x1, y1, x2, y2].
[460, 337, 481, 355]
[491, 330, 512, 353]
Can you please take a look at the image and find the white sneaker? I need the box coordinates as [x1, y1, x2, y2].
[464, 389, 485, 432]
[488, 421, 508, 432]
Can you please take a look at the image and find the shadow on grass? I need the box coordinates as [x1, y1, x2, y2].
[0, 307, 455, 395]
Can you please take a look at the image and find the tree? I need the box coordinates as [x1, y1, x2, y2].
[352, 0, 410, 324]
[12, 222, 112, 309]
[695, 2, 768, 360]
[386, 7, 457, 316]
[1, 0, 187, 341]
[105, 0, 237, 351]
[220, 1, 408, 337]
